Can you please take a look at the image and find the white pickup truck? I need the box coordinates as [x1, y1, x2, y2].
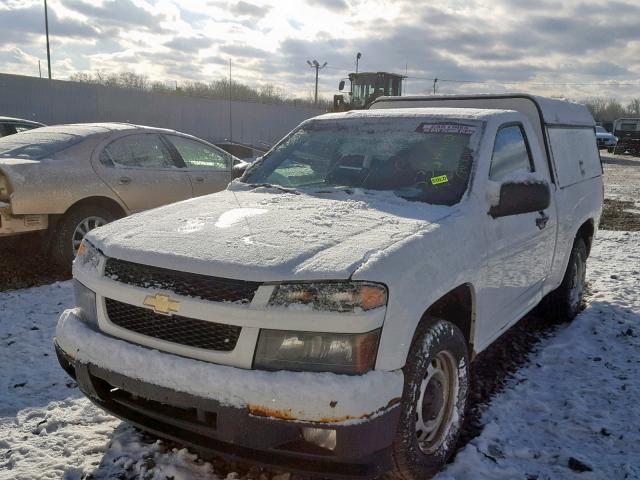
[55, 94, 603, 479]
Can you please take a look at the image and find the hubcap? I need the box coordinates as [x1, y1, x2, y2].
[569, 252, 586, 310]
[72, 216, 107, 254]
[415, 350, 459, 454]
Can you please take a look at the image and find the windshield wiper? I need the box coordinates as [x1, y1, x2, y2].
[248, 183, 300, 194]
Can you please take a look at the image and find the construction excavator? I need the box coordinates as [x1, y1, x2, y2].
[332, 71, 405, 112]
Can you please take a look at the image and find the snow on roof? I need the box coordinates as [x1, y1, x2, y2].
[315, 106, 514, 122]
[370, 93, 595, 127]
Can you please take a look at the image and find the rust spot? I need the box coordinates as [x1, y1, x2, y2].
[386, 396, 401, 408]
[247, 405, 297, 420]
[329, 400, 338, 408]
[247, 397, 403, 424]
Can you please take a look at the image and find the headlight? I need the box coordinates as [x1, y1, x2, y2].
[254, 329, 380, 374]
[74, 239, 104, 272]
[73, 279, 98, 326]
[268, 282, 387, 312]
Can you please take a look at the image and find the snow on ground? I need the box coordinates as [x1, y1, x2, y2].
[435, 230, 640, 480]
[1, 230, 638, 479]
[1, 152, 639, 479]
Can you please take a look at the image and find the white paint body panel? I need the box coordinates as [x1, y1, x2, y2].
[70, 101, 603, 377]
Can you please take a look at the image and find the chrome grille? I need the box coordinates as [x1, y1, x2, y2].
[105, 298, 241, 351]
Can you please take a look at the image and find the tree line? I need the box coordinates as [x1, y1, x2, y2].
[69, 71, 330, 109]
[582, 97, 640, 122]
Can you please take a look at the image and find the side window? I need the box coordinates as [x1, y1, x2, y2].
[100, 134, 175, 169]
[489, 125, 534, 181]
[168, 135, 229, 170]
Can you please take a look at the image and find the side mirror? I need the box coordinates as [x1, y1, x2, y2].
[338, 80, 345, 91]
[489, 180, 550, 218]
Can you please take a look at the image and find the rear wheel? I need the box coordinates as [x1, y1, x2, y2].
[51, 205, 114, 268]
[387, 318, 469, 479]
[545, 237, 587, 322]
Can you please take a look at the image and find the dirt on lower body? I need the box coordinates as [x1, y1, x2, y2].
[599, 198, 640, 231]
[0, 234, 69, 291]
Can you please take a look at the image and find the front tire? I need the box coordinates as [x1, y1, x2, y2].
[387, 318, 469, 479]
[51, 205, 114, 268]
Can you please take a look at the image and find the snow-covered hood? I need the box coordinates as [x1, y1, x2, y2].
[88, 186, 453, 281]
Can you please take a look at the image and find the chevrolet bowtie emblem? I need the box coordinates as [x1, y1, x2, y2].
[143, 294, 180, 315]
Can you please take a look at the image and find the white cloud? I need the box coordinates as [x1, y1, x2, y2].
[0, 0, 638, 101]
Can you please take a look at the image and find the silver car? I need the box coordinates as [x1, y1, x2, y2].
[0, 123, 240, 266]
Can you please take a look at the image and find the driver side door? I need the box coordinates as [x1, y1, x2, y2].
[476, 123, 557, 347]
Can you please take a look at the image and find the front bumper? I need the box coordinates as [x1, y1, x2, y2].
[55, 311, 404, 478]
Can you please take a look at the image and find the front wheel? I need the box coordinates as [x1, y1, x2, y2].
[387, 318, 469, 479]
[51, 205, 114, 268]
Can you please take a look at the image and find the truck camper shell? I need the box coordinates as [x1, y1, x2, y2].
[370, 93, 598, 187]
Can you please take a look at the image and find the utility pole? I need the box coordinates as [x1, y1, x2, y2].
[38, 60, 42, 78]
[228, 58, 233, 143]
[44, 0, 51, 79]
[433, 77, 438, 95]
[306, 59, 327, 105]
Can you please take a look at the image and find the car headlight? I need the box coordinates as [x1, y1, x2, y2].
[74, 239, 104, 273]
[73, 279, 98, 326]
[268, 282, 387, 312]
[254, 328, 381, 374]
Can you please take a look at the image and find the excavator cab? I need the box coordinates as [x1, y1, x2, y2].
[333, 72, 405, 111]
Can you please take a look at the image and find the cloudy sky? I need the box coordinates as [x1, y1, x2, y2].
[1, 0, 639, 102]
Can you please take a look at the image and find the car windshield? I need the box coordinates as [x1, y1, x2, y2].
[595, 126, 607, 133]
[243, 117, 481, 206]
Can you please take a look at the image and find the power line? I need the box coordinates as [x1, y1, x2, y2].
[405, 76, 640, 86]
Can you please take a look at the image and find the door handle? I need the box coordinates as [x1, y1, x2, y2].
[536, 211, 549, 230]
[118, 176, 132, 185]
[194, 176, 205, 183]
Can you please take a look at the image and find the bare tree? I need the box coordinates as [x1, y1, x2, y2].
[69, 70, 330, 108]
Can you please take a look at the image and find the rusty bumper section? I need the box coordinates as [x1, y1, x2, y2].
[55, 342, 400, 478]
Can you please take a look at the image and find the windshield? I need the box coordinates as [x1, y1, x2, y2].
[0, 130, 84, 160]
[243, 117, 481, 206]
[595, 126, 607, 133]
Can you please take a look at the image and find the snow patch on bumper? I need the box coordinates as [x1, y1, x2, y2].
[56, 309, 404, 424]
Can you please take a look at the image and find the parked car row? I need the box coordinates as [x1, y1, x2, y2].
[0, 122, 247, 266]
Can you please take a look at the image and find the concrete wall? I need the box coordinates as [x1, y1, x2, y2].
[0, 73, 324, 147]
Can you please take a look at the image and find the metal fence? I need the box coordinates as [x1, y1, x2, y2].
[0, 73, 324, 147]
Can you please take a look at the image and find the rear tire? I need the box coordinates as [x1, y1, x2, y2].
[50, 205, 114, 268]
[387, 318, 469, 479]
[545, 237, 587, 323]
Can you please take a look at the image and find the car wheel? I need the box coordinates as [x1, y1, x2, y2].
[545, 237, 587, 322]
[51, 205, 114, 268]
[387, 318, 469, 479]
[607, 147, 614, 153]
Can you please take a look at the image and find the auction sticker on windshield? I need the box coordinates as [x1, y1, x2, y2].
[415, 124, 477, 135]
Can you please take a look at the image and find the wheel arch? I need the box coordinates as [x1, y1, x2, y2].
[575, 218, 595, 255]
[62, 195, 127, 220]
[43, 196, 127, 250]
[414, 283, 477, 359]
